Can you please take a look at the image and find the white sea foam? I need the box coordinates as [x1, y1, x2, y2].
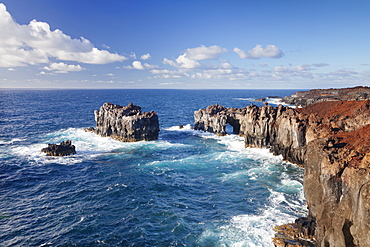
[233, 97, 256, 102]
[198, 188, 306, 246]
[10, 128, 187, 165]
[0, 138, 26, 145]
[165, 124, 192, 131]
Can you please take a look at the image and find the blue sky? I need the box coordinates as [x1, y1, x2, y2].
[0, 0, 369, 89]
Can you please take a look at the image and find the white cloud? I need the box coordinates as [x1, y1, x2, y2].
[164, 45, 228, 69]
[233, 45, 283, 59]
[43, 62, 85, 73]
[124, 61, 158, 70]
[184, 45, 228, 60]
[0, 3, 127, 67]
[140, 53, 151, 60]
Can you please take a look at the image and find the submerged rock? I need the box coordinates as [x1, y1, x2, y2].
[85, 102, 159, 142]
[41, 140, 76, 156]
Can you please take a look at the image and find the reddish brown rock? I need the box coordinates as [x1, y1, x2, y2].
[194, 99, 370, 247]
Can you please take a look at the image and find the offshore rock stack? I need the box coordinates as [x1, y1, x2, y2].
[194, 99, 370, 246]
[85, 102, 159, 142]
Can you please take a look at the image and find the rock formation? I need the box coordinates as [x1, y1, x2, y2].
[282, 86, 370, 107]
[194, 100, 370, 246]
[41, 140, 76, 156]
[85, 102, 159, 142]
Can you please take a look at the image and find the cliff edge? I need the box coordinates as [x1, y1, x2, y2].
[194, 100, 370, 246]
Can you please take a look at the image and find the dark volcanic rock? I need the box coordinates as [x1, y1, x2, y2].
[282, 86, 370, 107]
[41, 140, 76, 156]
[85, 102, 159, 142]
[195, 100, 370, 246]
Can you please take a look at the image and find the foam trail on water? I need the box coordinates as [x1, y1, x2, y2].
[10, 128, 187, 165]
[233, 97, 256, 102]
[0, 138, 26, 145]
[198, 188, 306, 247]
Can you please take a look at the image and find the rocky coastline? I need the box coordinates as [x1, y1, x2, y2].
[85, 102, 160, 142]
[194, 97, 370, 246]
[257, 86, 370, 107]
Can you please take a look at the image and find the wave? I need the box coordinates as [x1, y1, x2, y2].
[0, 138, 26, 145]
[233, 97, 256, 102]
[197, 188, 306, 247]
[9, 128, 189, 165]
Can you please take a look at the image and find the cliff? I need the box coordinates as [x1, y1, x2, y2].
[85, 102, 159, 142]
[282, 86, 370, 107]
[194, 100, 370, 246]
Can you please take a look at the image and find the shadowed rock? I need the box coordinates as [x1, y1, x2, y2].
[41, 140, 76, 156]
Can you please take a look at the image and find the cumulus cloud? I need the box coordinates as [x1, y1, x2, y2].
[140, 53, 151, 60]
[124, 61, 158, 70]
[43, 62, 85, 73]
[0, 3, 127, 67]
[233, 45, 283, 59]
[163, 45, 228, 69]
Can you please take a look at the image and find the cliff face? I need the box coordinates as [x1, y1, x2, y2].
[194, 100, 370, 246]
[195, 103, 307, 165]
[86, 102, 159, 142]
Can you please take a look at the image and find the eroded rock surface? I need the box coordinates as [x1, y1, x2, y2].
[41, 140, 76, 156]
[282, 86, 370, 107]
[85, 102, 159, 142]
[194, 100, 370, 246]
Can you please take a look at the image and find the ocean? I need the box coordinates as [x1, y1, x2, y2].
[0, 89, 306, 246]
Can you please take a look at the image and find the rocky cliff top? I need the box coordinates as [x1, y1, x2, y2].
[282, 86, 370, 106]
[86, 102, 159, 142]
[99, 102, 156, 117]
[298, 99, 370, 119]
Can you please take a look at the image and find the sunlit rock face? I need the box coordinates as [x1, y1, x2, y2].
[195, 100, 370, 247]
[86, 102, 159, 142]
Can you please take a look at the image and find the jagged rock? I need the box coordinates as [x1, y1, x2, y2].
[85, 102, 159, 142]
[41, 140, 76, 156]
[194, 103, 307, 165]
[195, 99, 370, 246]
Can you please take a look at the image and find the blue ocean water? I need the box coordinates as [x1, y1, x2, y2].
[0, 89, 306, 246]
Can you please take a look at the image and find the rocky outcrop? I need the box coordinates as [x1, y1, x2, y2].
[194, 100, 370, 246]
[282, 86, 370, 107]
[85, 102, 159, 142]
[195, 102, 308, 165]
[41, 140, 76, 156]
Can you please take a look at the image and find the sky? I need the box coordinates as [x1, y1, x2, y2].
[0, 0, 369, 89]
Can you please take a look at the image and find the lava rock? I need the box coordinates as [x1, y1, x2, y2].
[85, 102, 160, 142]
[41, 140, 76, 156]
